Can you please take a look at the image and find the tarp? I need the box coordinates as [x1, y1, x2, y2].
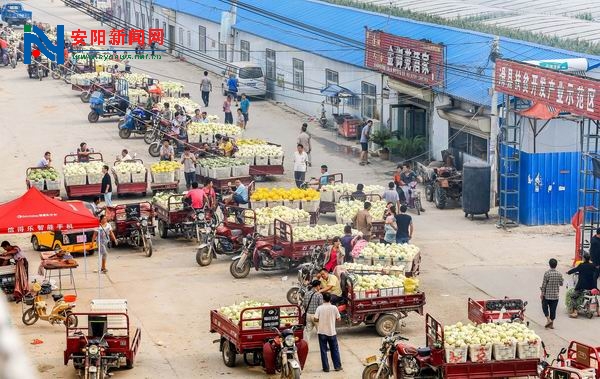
[0, 187, 99, 234]
[320, 84, 356, 98]
[518, 101, 560, 120]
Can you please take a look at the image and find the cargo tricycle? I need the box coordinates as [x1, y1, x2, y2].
[25, 167, 61, 198]
[154, 194, 207, 241]
[112, 159, 148, 197]
[63, 153, 104, 199]
[540, 340, 600, 378]
[468, 297, 527, 324]
[230, 219, 327, 279]
[106, 202, 155, 257]
[64, 312, 141, 375]
[210, 304, 308, 376]
[362, 314, 544, 379]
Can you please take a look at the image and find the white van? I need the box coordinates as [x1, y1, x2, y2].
[221, 61, 267, 98]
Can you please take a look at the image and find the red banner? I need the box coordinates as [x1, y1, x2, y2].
[364, 30, 445, 86]
[495, 59, 600, 120]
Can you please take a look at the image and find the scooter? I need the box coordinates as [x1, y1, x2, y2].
[286, 253, 324, 305]
[21, 282, 78, 327]
[262, 326, 307, 377]
[80, 80, 115, 103]
[118, 106, 155, 139]
[88, 92, 129, 123]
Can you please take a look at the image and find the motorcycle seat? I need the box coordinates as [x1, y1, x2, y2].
[231, 229, 243, 237]
[272, 245, 283, 251]
[52, 294, 64, 302]
[417, 347, 431, 357]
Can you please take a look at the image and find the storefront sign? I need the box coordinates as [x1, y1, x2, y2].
[495, 59, 600, 120]
[365, 30, 445, 86]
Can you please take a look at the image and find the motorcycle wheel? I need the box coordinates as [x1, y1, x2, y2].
[64, 73, 72, 84]
[425, 185, 434, 202]
[286, 286, 300, 305]
[38, 69, 43, 81]
[88, 111, 100, 123]
[144, 238, 153, 257]
[143, 130, 155, 144]
[283, 364, 301, 379]
[80, 91, 91, 103]
[230, 259, 251, 279]
[22, 308, 39, 325]
[148, 142, 160, 157]
[414, 196, 422, 216]
[11, 58, 16, 69]
[119, 128, 132, 139]
[362, 363, 390, 379]
[222, 340, 237, 367]
[64, 312, 78, 327]
[51, 70, 60, 80]
[158, 220, 168, 239]
[434, 184, 447, 209]
[196, 245, 213, 266]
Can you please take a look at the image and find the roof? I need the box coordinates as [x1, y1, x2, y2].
[154, 0, 600, 106]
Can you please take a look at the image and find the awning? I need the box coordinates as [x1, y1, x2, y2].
[0, 187, 99, 234]
[436, 105, 491, 134]
[517, 102, 559, 120]
[320, 84, 356, 98]
[387, 78, 433, 102]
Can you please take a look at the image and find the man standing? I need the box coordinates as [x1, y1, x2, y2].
[394, 205, 413, 244]
[227, 74, 239, 106]
[314, 292, 342, 372]
[223, 95, 233, 124]
[590, 228, 600, 282]
[351, 183, 366, 202]
[359, 120, 372, 166]
[540, 258, 563, 329]
[77, 142, 92, 163]
[319, 165, 330, 186]
[92, 215, 118, 274]
[293, 144, 309, 188]
[200, 71, 212, 107]
[340, 225, 354, 263]
[302, 279, 323, 343]
[101, 165, 113, 206]
[352, 202, 372, 241]
[383, 181, 400, 210]
[239, 93, 250, 128]
[37, 152, 52, 168]
[181, 146, 197, 190]
[297, 124, 312, 163]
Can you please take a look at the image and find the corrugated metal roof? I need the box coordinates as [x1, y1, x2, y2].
[153, 0, 600, 107]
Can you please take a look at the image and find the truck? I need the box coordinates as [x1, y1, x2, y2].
[1, 3, 32, 26]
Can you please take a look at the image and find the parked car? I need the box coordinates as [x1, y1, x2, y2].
[221, 61, 267, 98]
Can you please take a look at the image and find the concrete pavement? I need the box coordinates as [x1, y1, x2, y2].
[1, 1, 599, 378]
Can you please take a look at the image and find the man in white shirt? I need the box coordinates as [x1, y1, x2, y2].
[200, 71, 212, 107]
[293, 144, 309, 188]
[314, 292, 342, 372]
[37, 152, 52, 168]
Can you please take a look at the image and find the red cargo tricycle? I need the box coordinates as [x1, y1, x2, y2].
[106, 202, 155, 257]
[362, 314, 544, 379]
[468, 297, 527, 324]
[210, 304, 308, 376]
[64, 312, 140, 376]
[540, 341, 600, 379]
[230, 219, 327, 279]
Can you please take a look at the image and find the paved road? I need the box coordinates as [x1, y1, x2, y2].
[1, 1, 599, 378]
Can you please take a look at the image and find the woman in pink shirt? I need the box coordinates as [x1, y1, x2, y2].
[324, 237, 341, 272]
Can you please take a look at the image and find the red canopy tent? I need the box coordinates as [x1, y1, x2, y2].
[0, 187, 99, 234]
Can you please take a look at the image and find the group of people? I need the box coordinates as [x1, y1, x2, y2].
[541, 229, 600, 327]
[223, 74, 251, 129]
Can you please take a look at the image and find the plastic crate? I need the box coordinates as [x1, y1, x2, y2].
[30, 180, 45, 190]
[493, 342, 517, 361]
[209, 167, 232, 179]
[283, 200, 300, 209]
[469, 344, 493, 363]
[232, 164, 250, 177]
[320, 190, 335, 203]
[153, 171, 174, 183]
[115, 171, 132, 184]
[355, 255, 372, 265]
[445, 345, 468, 363]
[255, 156, 268, 165]
[269, 156, 283, 165]
[256, 223, 271, 236]
[301, 200, 319, 212]
[188, 133, 201, 143]
[201, 134, 213, 144]
[131, 171, 146, 183]
[65, 175, 87, 186]
[251, 200, 267, 209]
[516, 339, 541, 359]
[46, 180, 61, 190]
[90, 299, 128, 329]
[242, 156, 255, 165]
[87, 173, 103, 184]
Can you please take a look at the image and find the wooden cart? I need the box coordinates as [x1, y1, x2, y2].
[63, 153, 103, 199]
[112, 159, 148, 197]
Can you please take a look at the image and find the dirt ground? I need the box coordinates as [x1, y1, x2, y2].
[1, 1, 598, 378]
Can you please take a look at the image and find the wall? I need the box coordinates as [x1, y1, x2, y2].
[430, 94, 451, 161]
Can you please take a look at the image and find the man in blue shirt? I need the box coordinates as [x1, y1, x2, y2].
[319, 165, 330, 186]
[227, 74, 239, 106]
[232, 179, 248, 205]
[239, 93, 250, 128]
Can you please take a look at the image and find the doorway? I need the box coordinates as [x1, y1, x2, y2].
[390, 105, 427, 139]
[168, 25, 175, 54]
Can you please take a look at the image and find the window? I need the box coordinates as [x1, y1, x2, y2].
[266, 48, 276, 80]
[361, 81, 376, 118]
[187, 31, 191, 47]
[239, 67, 263, 79]
[198, 25, 206, 52]
[141, 14, 145, 31]
[325, 69, 339, 85]
[125, 2, 131, 24]
[449, 125, 488, 160]
[179, 27, 183, 45]
[155, 19, 159, 29]
[135, 11, 139, 27]
[277, 74, 285, 88]
[293, 58, 304, 92]
[162, 22, 167, 38]
[240, 40, 250, 61]
[218, 32, 226, 60]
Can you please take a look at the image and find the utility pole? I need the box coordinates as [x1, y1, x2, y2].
[229, 0, 237, 62]
[489, 36, 500, 209]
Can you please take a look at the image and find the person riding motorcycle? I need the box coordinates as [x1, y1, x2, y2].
[0, 37, 8, 63]
[567, 253, 598, 318]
